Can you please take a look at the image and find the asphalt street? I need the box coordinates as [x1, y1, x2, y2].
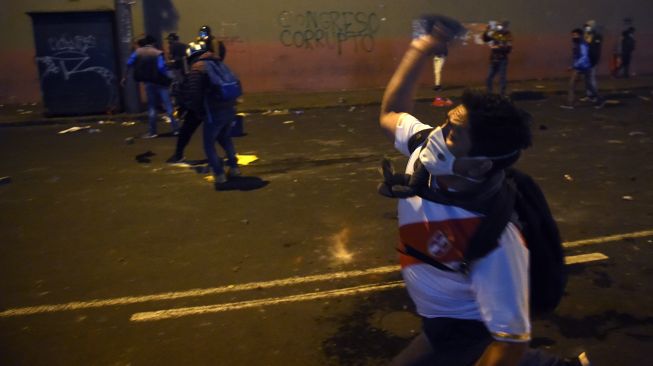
[0, 90, 652, 365]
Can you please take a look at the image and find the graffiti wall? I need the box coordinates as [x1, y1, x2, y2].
[30, 11, 120, 115]
[1, 0, 652, 104]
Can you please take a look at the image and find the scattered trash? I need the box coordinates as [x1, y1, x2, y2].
[263, 109, 290, 116]
[638, 96, 651, 101]
[19, 110, 33, 115]
[98, 120, 116, 125]
[563, 174, 574, 182]
[607, 139, 624, 144]
[534, 85, 546, 89]
[58, 125, 91, 134]
[162, 115, 171, 123]
[622, 195, 634, 201]
[88, 128, 101, 134]
[121, 121, 136, 126]
[232, 266, 241, 272]
[629, 131, 646, 137]
[282, 120, 294, 125]
[0, 176, 12, 186]
[236, 154, 259, 166]
[432, 97, 453, 107]
[124, 137, 135, 145]
[338, 97, 346, 104]
[292, 110, 304, 115]
[31, 102, 37, 106]
[241, 219, 249, 225]
[348, 106, 357, 112]
[203, 175, 215, 183]
[604, 99, 620, 105]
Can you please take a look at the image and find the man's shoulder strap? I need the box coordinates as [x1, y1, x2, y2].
[407, 128, 434, 155]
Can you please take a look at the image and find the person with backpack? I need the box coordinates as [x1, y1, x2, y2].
[582, 20, 606, 108]
[560, 29, 601, 110]
[122, 35, 179, 139]
[378, 15, 589, 366]
[180, 41, 241, 189]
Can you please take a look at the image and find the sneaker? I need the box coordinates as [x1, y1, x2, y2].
[214, 173, 227, 184]
[560, 104, 575, 110]
[594, 100, 606, 109]
[141, 133, 158, 139]
[166, 155, 185, 164]
[579, 96, 597, 103]
[228, 167, 242, 177]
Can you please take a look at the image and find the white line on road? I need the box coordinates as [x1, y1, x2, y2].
[563, 229, 653, 248]
[130, 281, 406, 322]
[564, 252, 608, 264]
[2, 229, 649, 319]
[131, 251, 611, 322]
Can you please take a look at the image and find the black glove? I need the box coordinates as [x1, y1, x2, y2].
[378, 158, 430, 199]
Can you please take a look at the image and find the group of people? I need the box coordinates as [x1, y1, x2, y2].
[123, 26, 239, 189]
[431, 19, 513, 96]
[430, 18, 636, 112]
[381, 15, 591, 366]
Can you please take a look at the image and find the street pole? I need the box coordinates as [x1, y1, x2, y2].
[115, 0, 140, 113]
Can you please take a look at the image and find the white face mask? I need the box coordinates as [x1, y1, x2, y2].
[419, 126, 517, 182]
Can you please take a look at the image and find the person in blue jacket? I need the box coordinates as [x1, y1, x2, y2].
[561, 29, 604, 109]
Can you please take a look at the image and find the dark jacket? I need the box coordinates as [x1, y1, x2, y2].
[621, 31, 635, 55]
[585, 32, 602, 67]
[127, 45, 171, 86]
[167, 40, 188, 70]
[482, 29, 512, 62]
[184, 52, 236, 119]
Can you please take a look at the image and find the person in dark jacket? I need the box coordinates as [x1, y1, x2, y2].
[123, 35, 179, 138]
[166, 33, 188, 80]
[616, 27, 636, 78]
[182, 41, 240, 189]
[482, 20, 512, 96]
[561, 29, 603, 109]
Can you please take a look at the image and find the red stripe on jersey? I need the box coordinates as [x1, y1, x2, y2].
[398, 217, 482, 268]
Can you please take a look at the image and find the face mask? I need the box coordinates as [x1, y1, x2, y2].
[419, 126, 518, 182]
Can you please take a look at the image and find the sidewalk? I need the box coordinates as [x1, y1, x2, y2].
[1, 74, 651, 127]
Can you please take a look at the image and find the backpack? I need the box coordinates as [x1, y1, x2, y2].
[384, 129, 567, 316]
[587, 33, 602, 67]
[201, 59, 242, 102]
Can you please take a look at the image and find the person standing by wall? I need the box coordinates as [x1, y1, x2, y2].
[616, 27, 636, 78]
[122, 35, 179, 138]
[483, 20, 512, 96]
[432, 44, 447, 91]
[582, 20, 604, 107]
[166, 33, 188, 81]
[561, 29, 602, 109]
[198, 25, 226, 61]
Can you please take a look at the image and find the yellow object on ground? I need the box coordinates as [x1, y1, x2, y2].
[236, 154, 259, 166]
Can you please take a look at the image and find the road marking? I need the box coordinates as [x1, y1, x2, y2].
[0, 265, 399, 317]
[130, 281, 406, 322]
[131, 251, 611, 322]
[4, 227, 651, 319]
[563, 229, 653, 248]
[564, 252, 608, 264]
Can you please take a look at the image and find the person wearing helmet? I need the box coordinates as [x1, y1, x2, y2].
[169, 41, 240, 189]
[197, 25, 226, 61]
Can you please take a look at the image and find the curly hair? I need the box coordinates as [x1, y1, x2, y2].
[461, 89, 532, 171]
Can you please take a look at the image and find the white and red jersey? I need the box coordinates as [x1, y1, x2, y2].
[394, 113, 531, 342]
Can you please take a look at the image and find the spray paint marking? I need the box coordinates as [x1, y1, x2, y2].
[2, 229, 651, 319]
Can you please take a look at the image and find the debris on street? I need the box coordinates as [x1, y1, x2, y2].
[58, 125, 91, 134]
